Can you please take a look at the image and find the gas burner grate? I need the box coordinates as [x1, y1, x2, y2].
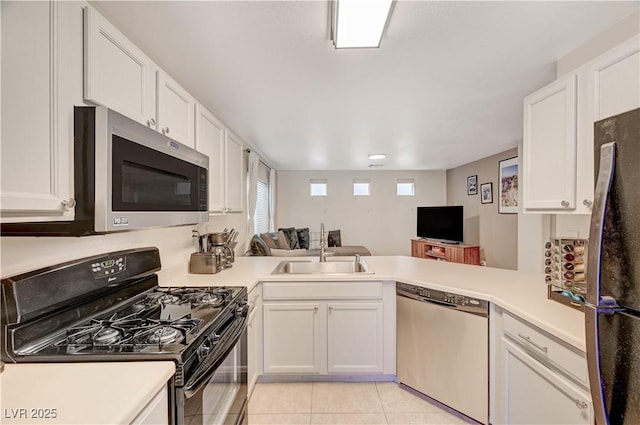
[131, 315, 202, 346]
[65, 312, 144, 346]
[145, 287, 233, 308]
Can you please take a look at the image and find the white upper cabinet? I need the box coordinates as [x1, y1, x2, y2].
[195, 104, 226, 213]
[587, 36, 640, 121]
[224, 130, 245, 213]
[157, 71, 196, 148]
[1, 1, 83, 222]
[522, 36, 640, 214]
[83, 5, 157, 129]
[523, 74, 578, 212]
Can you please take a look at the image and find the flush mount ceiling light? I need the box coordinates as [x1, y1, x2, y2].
[332, 0, 394, 49]
[368, 153, 387, 160]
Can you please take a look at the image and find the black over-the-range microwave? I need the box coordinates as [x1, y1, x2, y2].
[1, 107, 209, 236]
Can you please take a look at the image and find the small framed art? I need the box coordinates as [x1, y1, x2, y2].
[467, 175, 478, 195]
[481, 182, 493, 204]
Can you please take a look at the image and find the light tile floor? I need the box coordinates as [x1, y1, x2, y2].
[248, 382, 478, 425]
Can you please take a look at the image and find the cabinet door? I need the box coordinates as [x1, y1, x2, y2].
[327, 303, 383, 373]
[501, 338, 592, 425]
[195, 104, 226, 213]
[84, 5, 157, 129]
[157, 71, 196, 148]
[130, 386, 169, 425]
[263, 303, 322, 374]
[523, 75, 577, 211]
[582, 36, 640, 210]
[224, 130, 245, 213]
[1, 1, 77, 221]
[247, 308, 258, 394]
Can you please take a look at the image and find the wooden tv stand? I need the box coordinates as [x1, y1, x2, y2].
[411, 239, 480, 265]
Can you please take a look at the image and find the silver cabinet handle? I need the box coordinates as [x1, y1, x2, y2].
[328, 306, 333, 312]
[147, 118, 156, 128]
[561, 200, 570, 207]
[162, 127, 170, 135]
[517, 333, 548, 353]
[575, 400, 588, 410]
[61, 198, 76, 208]
[583, 199, 593, 208]
[313, 306, 318, 312]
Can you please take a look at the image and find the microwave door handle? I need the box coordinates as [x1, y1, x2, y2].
[586, 142, 616, 307]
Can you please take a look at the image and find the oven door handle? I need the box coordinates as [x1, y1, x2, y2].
[183, 314, 247, 399]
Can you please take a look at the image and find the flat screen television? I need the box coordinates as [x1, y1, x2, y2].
[416, 206, 464, 243]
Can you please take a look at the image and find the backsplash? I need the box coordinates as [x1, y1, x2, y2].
[0, 214, 247, 278]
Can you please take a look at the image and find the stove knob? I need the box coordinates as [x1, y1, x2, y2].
[210, 334, 221, 344]
[198, 341, 212, 361]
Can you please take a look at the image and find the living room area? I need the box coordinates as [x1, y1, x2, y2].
[250, 147, 519, 270]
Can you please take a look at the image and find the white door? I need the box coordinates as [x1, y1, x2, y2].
[327, 302, 383, 373]
[263, 303, 322, 374]
[83, 5, 157, 129]
[523, 74, 578, 211]
[502, 338, 592, 425]
[194, 104, 226, 213]
[157, 71, 196, 147]
[1, 1, 78, 221]
[224, 131, 244, 213]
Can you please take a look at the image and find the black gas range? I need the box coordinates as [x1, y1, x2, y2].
[1, 247, 248, 425]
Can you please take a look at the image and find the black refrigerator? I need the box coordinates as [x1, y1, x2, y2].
[586, 107, 640, 425]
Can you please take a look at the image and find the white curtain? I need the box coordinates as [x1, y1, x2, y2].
[246, 151, 260, 251]
[269, 168, 276, 232]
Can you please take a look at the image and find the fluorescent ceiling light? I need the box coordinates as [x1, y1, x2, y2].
[368, 153, 387, 160]
[333, 0, 393, 49]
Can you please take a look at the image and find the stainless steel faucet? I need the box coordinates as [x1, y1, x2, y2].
[319, 223, 327, 262]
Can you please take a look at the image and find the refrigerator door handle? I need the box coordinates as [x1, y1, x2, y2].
[585, 307, 608, 425]
[586, 142, 616, 307]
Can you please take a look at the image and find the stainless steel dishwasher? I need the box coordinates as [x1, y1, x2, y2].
[396, 282, 489, 424]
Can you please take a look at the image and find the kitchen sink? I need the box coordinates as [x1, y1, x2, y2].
[271, 260, 373, 275]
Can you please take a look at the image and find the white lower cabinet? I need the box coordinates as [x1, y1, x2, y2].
[501, 338, 592, 425]
[491, 306, 593, 425]
[261, 281, 394, 376]
[130, 386, 169, 425]
[327, 302, 383, 373]
[263, 302, 322, 374]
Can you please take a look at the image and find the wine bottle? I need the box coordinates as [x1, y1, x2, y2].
[563, 271, 575, 280]
[574, 272, 586, 282]
[564, 262, 575, 271]
[562, 244, 574, 252]
[545, 241, 553, 249]
[573, 245, 586, 255]
[545, 258, 553, 266]
[573, 263, 585, 273]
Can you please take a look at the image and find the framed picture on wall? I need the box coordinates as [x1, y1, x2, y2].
[481, 182, 493, 204]
[467, 175, 478, 195]
[499, 157, 518, 213]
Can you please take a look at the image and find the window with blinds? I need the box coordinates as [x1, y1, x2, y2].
[254, 178, 269, 234]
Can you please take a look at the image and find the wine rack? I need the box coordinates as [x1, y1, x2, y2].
[545, 238, 587, 310]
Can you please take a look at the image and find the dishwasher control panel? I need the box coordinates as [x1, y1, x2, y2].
[396, 282, 488, 316]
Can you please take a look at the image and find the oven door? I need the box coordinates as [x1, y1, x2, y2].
[179, 328, 248, 425]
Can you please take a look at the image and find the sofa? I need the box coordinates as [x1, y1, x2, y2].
[249, 227, 371, 257]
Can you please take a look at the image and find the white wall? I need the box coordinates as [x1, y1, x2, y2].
[275, 170, 446, 256]
[557, 9, 640, 78]
[0, 213, 249, 278]
[446, 148, 519, 270]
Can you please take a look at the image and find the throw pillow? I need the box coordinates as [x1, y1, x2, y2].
[260, 231, 292, 250]
[296, 227, 310, 249]
[278, 227, 300, 249]
[250, 235, 271, 256]
[270, 248, 307, 257]
[328, 229, 342, 247]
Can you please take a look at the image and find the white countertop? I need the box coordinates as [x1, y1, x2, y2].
[0, 361, 175, 424]
[159, 255, 586, 351]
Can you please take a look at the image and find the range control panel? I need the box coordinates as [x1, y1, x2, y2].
[91, 257, 126, 279]
[396, 282, 488, 316]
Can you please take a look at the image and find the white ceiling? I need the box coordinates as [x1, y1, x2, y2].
[94, 1, 638, 171]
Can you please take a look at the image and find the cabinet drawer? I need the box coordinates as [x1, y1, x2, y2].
[263, 281, 383, 300]
[503, 313, 587, 386]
